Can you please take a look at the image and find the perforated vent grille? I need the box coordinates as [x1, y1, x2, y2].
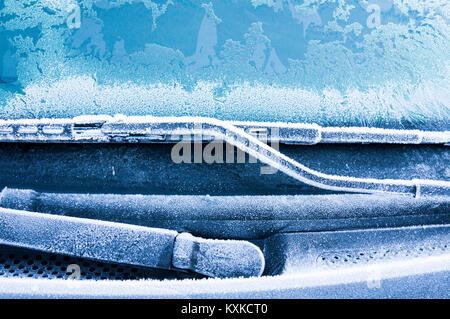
[317, 242, 449, 268]
[0, 245, 197, 280]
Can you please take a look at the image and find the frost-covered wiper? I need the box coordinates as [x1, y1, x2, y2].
[0, 115, 449, 144]
[0, 207, 265, 279]
[0, 115, 449, 197]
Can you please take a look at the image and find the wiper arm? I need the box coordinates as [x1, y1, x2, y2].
[0, 116, 448, 196]
[0, 207, 265, 279]
[102, 116, 449, 197]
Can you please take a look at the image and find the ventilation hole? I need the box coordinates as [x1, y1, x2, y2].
[0, 245, 200, 281]
[318, 242, 450, 268]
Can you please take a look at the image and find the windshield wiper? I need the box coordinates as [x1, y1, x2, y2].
[0, 207, 265, 279]
[1, 115, 449, 144]
[0, 115, 449, 196]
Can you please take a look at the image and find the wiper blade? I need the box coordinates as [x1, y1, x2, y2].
[0, 116, 449, 196]
[0, 115, 449, 144]
[1, 188, 448, 239]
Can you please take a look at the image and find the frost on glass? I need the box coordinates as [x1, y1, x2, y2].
[0, 0, 449, 130]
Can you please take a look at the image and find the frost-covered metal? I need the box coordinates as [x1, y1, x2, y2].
[0, 115, 448, 197]
[0, 207, 265, 278]
[0, 115, 449, 144]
